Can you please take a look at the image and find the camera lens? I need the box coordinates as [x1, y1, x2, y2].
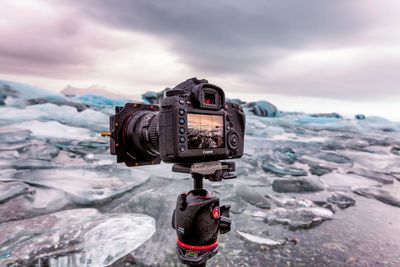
[123, 110, 160, 157]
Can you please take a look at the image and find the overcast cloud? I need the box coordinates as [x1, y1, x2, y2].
[0, 0, 399, 117]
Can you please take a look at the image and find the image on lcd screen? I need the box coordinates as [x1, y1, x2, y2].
[187, 114, 224, 150]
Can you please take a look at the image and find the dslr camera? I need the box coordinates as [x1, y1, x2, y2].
[109, 78, 245, 166]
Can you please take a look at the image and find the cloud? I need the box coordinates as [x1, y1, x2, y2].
[70, 0, 375, 74]
[0, 1, 135, 79]
[1, 0, 400, 104]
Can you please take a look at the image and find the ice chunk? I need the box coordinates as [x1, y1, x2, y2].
[142, 91, 162, 104]
[272, 177, 326, 193]
[71, 94, 128, 108]
[391, 146, 400, 156]
[0, 209, 156, 266]
[18, 139, 59, 161]
[244, 100, 278, 117]
[315, 152, 352, 164]
[0, 128, 31, 143]
[355, 114, 366, 120]
[348, 166, 395, 184]
[265, 207, 334, 230]
[352, 186, 400, 207]
[321, 172, 381, 190]
[0, 104, 108, 132]
[14, 168, 150, 205]
[295, 114, 342, 124]
[0, 184, 67, 223]
[27, 103, 109, 131]
[8, 120, 94, 141]
[0, 150, 19, 160]
[235, 184, 271, 209]
[310, 112, 342, 119]
[237, 231, 285, 246]
[0, 107, 45, 125]
[0, 181, 30, 203]
[0, 80, 66, 103]
[265, 194, 313, 208]
[327, 192, 356, 209]
[262, 162, 308, 177]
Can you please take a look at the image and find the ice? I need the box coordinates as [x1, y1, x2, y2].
[263, 207, 334, 230]
[0, 107, 45, 125]
[348, 165, 395, 184]
[327, 192, 356, 209]
[0, 104, 108, 132]
[0, 80, 66, 103]
[8, 120, 94, 141]
[262, 162, 308, 176]
[272, 177, 326, 193]
[237, 231, 285, 246]
[235, 184, 271, 209]
[1, 81, 400, 266]
[28, 103, 109, 131]
[0, 208, 156, 266]
[0, 128, 31, 143]
[71, 94, 128, 108]
[352, 186, 400, 207]
[0, 181, 30, 203]
[243, 100, 278, 117]
[142, 91, 162, 104]
[14, 168, 150, 205]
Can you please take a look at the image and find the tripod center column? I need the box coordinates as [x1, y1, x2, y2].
[192, 173, 204, 190]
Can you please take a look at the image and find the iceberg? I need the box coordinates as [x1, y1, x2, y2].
[244, 100, 278, 117]
[71, 94, 128, 108]
[0, 80, 66, 103]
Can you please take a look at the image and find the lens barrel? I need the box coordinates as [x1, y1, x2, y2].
[124, 110, 159, 157]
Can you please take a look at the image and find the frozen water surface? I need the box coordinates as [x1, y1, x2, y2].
[0, 82, 400, 266]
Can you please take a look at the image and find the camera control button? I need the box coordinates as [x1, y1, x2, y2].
[228, 131, 240, 150]
[179, 100, 185, 105]
[179, 146, 185, 152]
[179, 118, 185, 125]
[179, 127, 185, 134]
[179, 136, 185, 143]
[179, 109, 185, 115]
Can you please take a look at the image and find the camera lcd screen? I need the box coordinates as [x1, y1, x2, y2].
[187, 113, 224, 150]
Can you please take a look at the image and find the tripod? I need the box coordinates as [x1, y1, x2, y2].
[171, 161, 236, 267]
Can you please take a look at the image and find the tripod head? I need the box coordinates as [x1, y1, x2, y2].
[171, 161, 236, 266]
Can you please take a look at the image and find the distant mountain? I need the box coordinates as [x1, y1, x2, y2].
[61, 85, 139, 100]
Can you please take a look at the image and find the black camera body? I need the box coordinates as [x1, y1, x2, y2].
[109, 78, 245, 166]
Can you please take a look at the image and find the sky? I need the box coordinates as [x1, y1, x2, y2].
[1, 0, 400, 120]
